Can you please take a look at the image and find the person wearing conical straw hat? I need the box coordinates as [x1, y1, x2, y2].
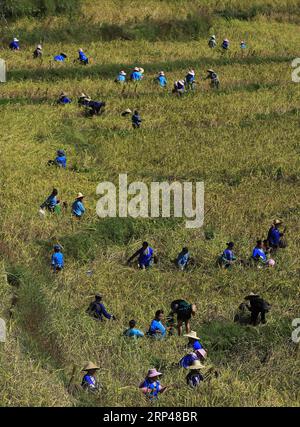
[205, 68, 220, 89]
[244, 293, 271, 326]
[172, 79, 185, 96]
[9, 37, 20, 50]
[170, 299, 197, 336]
[78, 92, 92, 106]
[184, 330, 203, 352]
[72, 192, 86, 219]
[267, 219, 286, 250]
[222, 38, 229, 50]
[208, 34, 217, 48]
[139, 368, 167, 400]
[33, 44, 42, 58]
[81, 362, 101, 392]
[185, 68, 196, 90]
[155, 70, 167, 87]
[186, 360, 206, 388]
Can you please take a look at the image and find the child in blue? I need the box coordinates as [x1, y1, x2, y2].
[155, 71, 167, 87]
[72, 193, 85, 218]
[124, 319, 144, 338]
[9, 38, 20, 50]
[54, 53, 67, 62]
[222, 39, 230, 50]
[57, 92, 72, 104]
[127, 241, 153, 269]
[78, 48, 89, 65]
[176, 247, 190, 270]
[148, 310, 166, 338]
[115, 70, 126, 82]
[55, 149, 67, 168]
[51, 245, 64, 272]
[131, 110, 142, 129]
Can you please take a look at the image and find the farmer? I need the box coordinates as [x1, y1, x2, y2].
[33, 44, 42, 58]
[81, 362, 101, 393]
[244, 293, 271, 325]
[40, 188, 59, 212]
[240, 41, 247, 49]
[208, 35, 217, 48]
[130, 66, 143, 81]
[115, 70, 127, 83]
[219, 242, 236, 268]
[176, 247, 190, 270]
[139, 369, 167, 400]
[78, 48, 89, 65]
[78, 93, 91, 107]
[123, 319, 144, 338]
[155, 71, 167, 87]
[148, 310, 166, 338]
[222, 38, 229, 50]
[9, 38, 20, 50]
[48, 149, 67, 168]
[179, 347, 207, 369]
[170, 300, 196, 336]
[127, 241, 154, 269]
[132, 110, 142, 129]
[206, 69, 220, 89]
[54, 52, 67, 62]
[185, 69, 196, 90]
[186, 360, 205, 388]
[173, 80, 185, 96]
[252, 240, 268, 264]
[86, 294, 116, 321]
[87, 100, 106, 116]
[72, 193, 85, 218]
[51, 245, 64, 272]
[57, 92, 72, 104]
[267, 220, 286, 249]
[184, 331, 203, 352]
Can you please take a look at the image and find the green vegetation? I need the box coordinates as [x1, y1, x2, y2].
[0, 0, 299, 407]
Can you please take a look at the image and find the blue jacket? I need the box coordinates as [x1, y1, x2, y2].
[186, 73, 195, 83]
[79, 51, 88, 62]
[223, 248, 235, 261]
[116, 74, 126, 82]
[252, 247, 267, 262]
[124, 328, 144, 338]
[88, 301, 112, 320]
[156, 75, 167, 87]
[51, 252, 64, 269]
[222, 41, 229, 49]
[177, 251, 190, 268]
[130, 71, 142, 81]
[82, 374, 97, 390]
[268, 227, 281, 246]
[58, 96, 72, 104]
[10, 41, 19, 50]
[54, 55, 66, 62]
[132, 114, 142, 126]
[149, 319, 166, 337]
[41, 194, 57, 210]
[55, 155, 67, 168]
[72, 200, 85, 217]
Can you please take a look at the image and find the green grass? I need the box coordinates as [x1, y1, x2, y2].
[0, 0, 300, 407]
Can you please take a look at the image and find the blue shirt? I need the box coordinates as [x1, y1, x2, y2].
[240, 43, 247, 49]
[149, 319, 166, 337]
[130, 71, 142, 81]
[54, 55, 66, 62]
[252, 247, 267, 262]
[140, 379, 161, 399]
[186, 73, 195, 83]
[51, 252, 64, 269]
[139, 247, 153, 266]
[58, 96, 71, 104]
[268, 227, 281, 246]
[72, 200, 85, 217]
[89, 301, 112, 320]
[116, 74, 126, 82]
[42, 194, 57, 210]
[193, 340, 203, 351]
[222, 41, 229, 49]
[10, 41, 19, 50]
[55, 155, 66, 168]
[79, 51, 88, 61]
[223, 248, 235, 261]
[177, 251, 190, 268]
[179, 352, 198, 368]
[156, 75, 167, 87]
[124, 328, 144, 338]
[82, 374, 97, 389]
